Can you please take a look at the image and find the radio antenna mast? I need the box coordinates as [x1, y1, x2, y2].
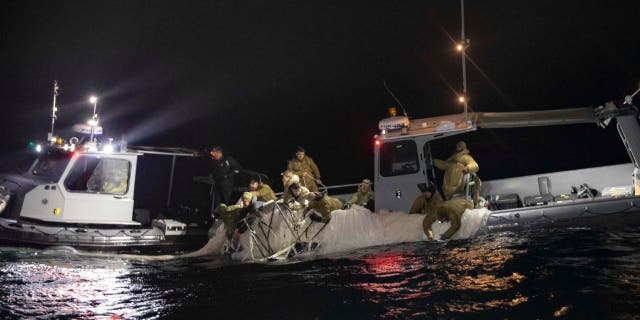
[383, 80, 409, 117]
[48, 80, 60, 141]
[459, 0, 470, 124]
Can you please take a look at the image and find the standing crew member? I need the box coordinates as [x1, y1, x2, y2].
[409, 182, 443, 215]
[248, 178, 276, 202]
[210, 146, 243, 205]
[346, 179, 375, 210]
[433, 141, 479, 200]
[422, 198, 473, 240]
[287, 147, 322, 192]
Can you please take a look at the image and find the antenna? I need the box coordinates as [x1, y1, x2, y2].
[383, 80, 409, 117]
[459, 0, 470, 124]
[48, 80, 60, 141]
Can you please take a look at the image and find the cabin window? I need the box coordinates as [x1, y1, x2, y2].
[31, 151, 70, 181]
[379, 140, 420, 176]
[64, 157, 131, 195]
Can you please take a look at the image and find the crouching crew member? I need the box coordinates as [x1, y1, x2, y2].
[303, 192, 343, 223]
[422, 198, 473, 240]
[281, 170, 303, 204]
[345, 179, 375, 210]
[284, 178, 310, 210]
[249, 178, 276, 202]
[409, 182, 443, 215]
[214, 192, 260, 240]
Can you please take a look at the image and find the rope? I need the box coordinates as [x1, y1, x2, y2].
[242, 219, 268, 258]
[274, 202, 300, 240]
[309, 222, 328, 242]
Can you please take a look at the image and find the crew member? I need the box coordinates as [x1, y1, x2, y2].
[346, 179, 375, 210]
[249, 178, 276, 202]
[302, 192, 343, 223]
[409, 182, 443, 215]
[286, 182, 311, 211]
[213, 192, 256, 239]
[286, 147, 322, 192]
[281, 170, 305, 204]
[210, 146, 243, 205]
[281, 170, 298, 189]
[422, 198, 473, 240]
[433, 141, 480, 201]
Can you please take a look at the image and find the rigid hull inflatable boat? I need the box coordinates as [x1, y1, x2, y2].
[372, 98, 640, 232]
[0, 144, 212, 253]
[0, 82, 213, 253]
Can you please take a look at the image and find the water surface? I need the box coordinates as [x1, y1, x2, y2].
[1, 226, 639, 319]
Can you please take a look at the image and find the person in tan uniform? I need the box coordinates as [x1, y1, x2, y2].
[281, 170, 307, 204]
[214, 192, 255, 238]
[304, 192, 343, 223]
[248, 178, 276, 202]
[422, 198, 473, 240]
[346, 179, 375, 210]
[409, 182, 443, 215]
[288, 183, 341, 223]
[286, 147, 322, 192]
[433, 141, 480, 201]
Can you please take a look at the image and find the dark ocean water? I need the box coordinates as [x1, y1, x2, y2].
[1, 226, 640, 320]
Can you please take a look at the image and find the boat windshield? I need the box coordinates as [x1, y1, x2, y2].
[31, 150, 71, 181]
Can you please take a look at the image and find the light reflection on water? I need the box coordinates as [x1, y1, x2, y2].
[0, 228, 639, 319]
[347, 236, 530, 318]
[0, 249, 177, 319]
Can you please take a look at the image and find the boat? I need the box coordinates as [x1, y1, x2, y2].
[0, 84, 220, 253]
[372, 97, 640, 233]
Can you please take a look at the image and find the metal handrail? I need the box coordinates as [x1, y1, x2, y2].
[274, 182, 366, 196]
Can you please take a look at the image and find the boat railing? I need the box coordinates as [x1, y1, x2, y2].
[274, 182, 363, 198]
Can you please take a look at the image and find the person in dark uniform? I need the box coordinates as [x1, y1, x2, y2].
[210, 146, 243, 205]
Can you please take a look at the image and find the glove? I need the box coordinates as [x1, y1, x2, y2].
[309, 211, 323, 223]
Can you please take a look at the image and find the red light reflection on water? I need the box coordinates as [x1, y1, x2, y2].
[348, 250, 430, 305]
[359, 250, 421, 276]
[347, 237, 530, 317]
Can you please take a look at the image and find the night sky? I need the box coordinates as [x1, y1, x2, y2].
[1, 0, 639, 191]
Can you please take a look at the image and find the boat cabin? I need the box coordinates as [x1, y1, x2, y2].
[17, 147, 140, 225]
[0, 141, 207, 227]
